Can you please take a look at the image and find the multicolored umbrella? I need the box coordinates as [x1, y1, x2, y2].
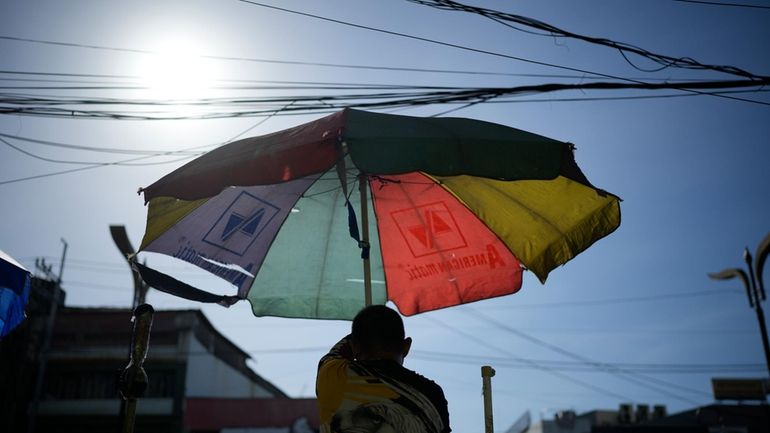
[135, 108, 620, 320]
[0, 249, 31, 337]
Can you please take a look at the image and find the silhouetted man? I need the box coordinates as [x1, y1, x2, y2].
[316, 305, 450, 433]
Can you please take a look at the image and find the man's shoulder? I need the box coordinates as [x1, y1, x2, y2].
[400, 365, 445, 394]
[364, 361, 446, 398]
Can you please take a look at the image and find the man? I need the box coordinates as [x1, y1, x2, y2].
[316, 305, 450, 433]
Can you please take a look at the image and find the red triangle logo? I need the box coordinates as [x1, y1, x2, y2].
[408, 226, 430, 248]
[430, 211, 452, 234]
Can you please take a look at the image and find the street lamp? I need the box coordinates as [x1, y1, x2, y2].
[709, 233, 770, 376]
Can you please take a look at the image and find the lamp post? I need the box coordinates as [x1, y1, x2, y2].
[709, 233, 770, 376]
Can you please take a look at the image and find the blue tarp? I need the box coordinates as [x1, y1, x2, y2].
[0, 250, 31, 338]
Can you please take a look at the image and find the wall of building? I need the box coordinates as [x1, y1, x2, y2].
[183, 397, 319, 432]
[528, 418, 595, 433]
[184, 333, 274, 398]
[527, 411, 599, 433]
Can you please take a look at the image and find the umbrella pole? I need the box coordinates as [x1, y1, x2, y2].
[359, 174, 372, 306]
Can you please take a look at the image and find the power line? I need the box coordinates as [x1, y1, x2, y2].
[234, 0, 648, 81]
[0, 160, 149, 186]
[0, 35, 585, 79]
[6, 85, 769, 103]
[4, 86, 768, 107]
[462, 308, 708, 404]
[4, 88, 769, 127]
[672, 0, 770, 10]
[0, 84, 472, 92]
[0, 132, 206, 164]
[0, 136, 203, 167]
[0, 135, 200, 168]
[484, 289, 740, 309]
[408, 0, 767, 79]
[0, 132, 204, 155]
[53, 342, 764, 377]
[412, 351, 766, 374]
[0, 68, 724, 85]
[423, 315, 635, 401]
[0, 128, 224, 184]
[4, 78, 768, 121]
[237, 345, 765, 373]
[0, 102, 290, 185]
[235, 1, 768, 106]
[1, 0, 766, 115]
[486, 89, 770, 104]
[1, 29, 764, 109]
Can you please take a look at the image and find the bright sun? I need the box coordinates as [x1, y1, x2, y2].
[138, 39, 216, 101]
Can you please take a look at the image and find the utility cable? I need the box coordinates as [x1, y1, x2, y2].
[0, 68, 723, 84]
[0, 132, 202, 156]
[0, 135, 199, 166]
[672, 0, 770, 10]
[235, 0, 657, 82]
[0, 28, 762, 107]
[0, 35, 583, 79]
[0, 103, 290, 185]
[412, 350, 766, 374]
[3, 78, 769, 122]
[408, 0, 767, 79]
[235, 0, 767, 106]
[4, 88, 769, 124]
[463, 308, 708, 404]
[484, 288, 739, 309]
[422, 315, 635, 401]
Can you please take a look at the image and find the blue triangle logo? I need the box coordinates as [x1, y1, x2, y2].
[241, 209, 265, 236]
[222, 213, 245, 241]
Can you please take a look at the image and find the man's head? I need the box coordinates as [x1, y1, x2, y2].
[351, 305, 412, 363]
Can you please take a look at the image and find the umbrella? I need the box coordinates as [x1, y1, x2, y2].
[134, 108, 620, 320]
[0, 249, 31, 337]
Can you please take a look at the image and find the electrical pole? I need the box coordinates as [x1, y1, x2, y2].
[28, 238, 68, 433]
[709, 233, 770, 376]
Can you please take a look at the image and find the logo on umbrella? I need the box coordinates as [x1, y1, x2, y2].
[222, 209, 265, 241]
[203, 191, 280, 256]
[391, 202, 468, 258]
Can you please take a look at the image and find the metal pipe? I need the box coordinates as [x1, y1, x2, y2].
[119, 304, 155, 433]
[481, 365, 495, 433]
[754, 301, 770, 376]
[744, 248, 770, 376]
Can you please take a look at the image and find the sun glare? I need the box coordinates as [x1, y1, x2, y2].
[138, 39, 216, 101]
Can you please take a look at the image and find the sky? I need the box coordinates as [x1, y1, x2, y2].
[1, 1, 769, 432]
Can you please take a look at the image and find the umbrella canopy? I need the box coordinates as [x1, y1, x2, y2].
[0, 249, 31, 337]
[136, 108, 620, 320]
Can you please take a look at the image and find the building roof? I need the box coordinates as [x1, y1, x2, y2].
[51, 307, 287, 398]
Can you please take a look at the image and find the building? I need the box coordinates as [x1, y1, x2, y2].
[0, 278, 319, 433]
[520, 404, 769, 433]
